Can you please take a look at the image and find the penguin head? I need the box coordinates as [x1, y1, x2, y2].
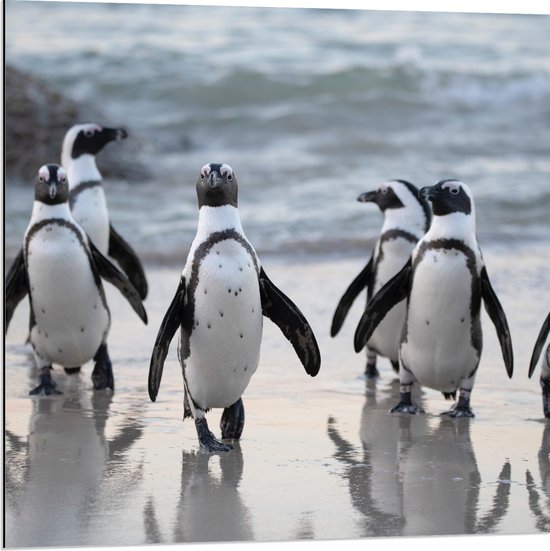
[196, 163, 238, 208]
[34, 164, 69, 205]
[420, 180, 472, 217]
[61, 122, 127, 165]
[358, 180, 431, 232]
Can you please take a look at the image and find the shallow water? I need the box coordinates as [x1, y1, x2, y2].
[4, 251, 550, 546]
[4, 2, 550, 262]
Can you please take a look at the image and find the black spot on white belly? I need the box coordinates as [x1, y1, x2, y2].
[220, 311, 224, 317]
[81, 327, 85, 332]
[208, 323, 212, 329]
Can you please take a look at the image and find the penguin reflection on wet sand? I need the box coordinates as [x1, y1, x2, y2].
[5, 164, 148, 395]
[61, 122, 148, 301]
[528, 312, 550, 418]
[328, 412, 512, 537]
[355, 180, 513, 417]
[331, 180, 430, 378]
[148, 163, 321, 452]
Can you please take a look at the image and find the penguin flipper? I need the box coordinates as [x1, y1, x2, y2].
[480, 267, 513, 378]
[148, 277, 186, 402]
[89, 240, 148, 324]
[259, 267, 321, 377]
[354, 259, 412, 353]
[528, 312, 550, 378]
[108, 223, 149, 300]
[331, 256, 373, 337]
[5, 249, 29, 334]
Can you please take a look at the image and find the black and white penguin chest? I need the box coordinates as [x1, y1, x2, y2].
[25, 212, 109, 367]
[181, 231, 264, 410]
[400, 239, 482, 392]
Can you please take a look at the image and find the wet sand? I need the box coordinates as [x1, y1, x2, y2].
[4, 245, 550, 548]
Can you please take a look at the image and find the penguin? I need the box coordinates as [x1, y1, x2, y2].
[148, 163, 321, 452]
[331, 180, 430, 378]
[354, 180, 513, 417]
[528, 312, 550, 418]
[61, 122, 148, 300]
[5, 164, 148, 395]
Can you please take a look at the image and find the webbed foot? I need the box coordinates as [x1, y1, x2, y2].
[390, 401, 423, 414]
[196, 418, 234, 453]
[442, 404, 475, 418]
[220, 398, 245, 440]
[29, 368, 62, 396]
[92, 344, 114, 390]
[442, 388, 474, 418]
[390, 389, 424, 414]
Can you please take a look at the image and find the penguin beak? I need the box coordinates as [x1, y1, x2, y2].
[419, 186, 436, 201]
[49, 182, 57, 199]
[208, 171, 224, 190]
[357, 190, 378, 204]
[102, 127, 128, 143]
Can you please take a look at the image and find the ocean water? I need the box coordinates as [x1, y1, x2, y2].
[4, 1, 550, 262]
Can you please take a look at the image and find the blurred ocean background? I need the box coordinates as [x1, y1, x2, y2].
[5, 1, 550, 264]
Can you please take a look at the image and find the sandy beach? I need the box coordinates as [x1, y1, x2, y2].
[4, 244, 550, 548]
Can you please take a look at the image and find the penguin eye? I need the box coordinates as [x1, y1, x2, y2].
[379, 186, 388, 195]
[220, 164, 234, 181]
[38, 176, 45, 183]
[200, 165, 211, 180]
[441, 181, 461, 196]
[84, 130, 95, 137]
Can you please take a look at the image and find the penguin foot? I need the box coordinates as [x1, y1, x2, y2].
[195, 418, 234, 453]
[29, 369, 62, 396]
[390, 401, 423, 414]
[442, 404, 475, 418]
[64, 367, 81, 375]
[365, 362, 380, 379]
[92, 344, 114, 390]
[220, 398, 245, 440]
[390, 391, 424, 414]
[443, 389, 474, 418]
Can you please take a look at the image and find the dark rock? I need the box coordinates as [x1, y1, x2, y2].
[5, 64, 149, 183]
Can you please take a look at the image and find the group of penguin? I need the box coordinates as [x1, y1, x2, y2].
[4, 122, 549, 454]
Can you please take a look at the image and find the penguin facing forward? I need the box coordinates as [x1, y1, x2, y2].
[528, 312, 550, 418]
[5, 164, 148, 395]
[331, 180, 430, 378]
[354, 180, 513, 417]
[148, 163, 321, 452]
[61, 122, 148, 300]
